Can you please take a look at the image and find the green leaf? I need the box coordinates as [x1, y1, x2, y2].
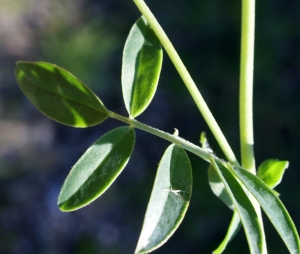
[203, 132, 234, 210]
[208, 164, 234, 210]
[58, 126, 135, 212]
[15, 61, 108, 127]
[228, 163, 300, 254]
[257, 159, 288, 189]
[212, 211, 241, 254]
[122, 16, 163, 118]
[209, 157, 263, 254]
[135, 144, 192, 254]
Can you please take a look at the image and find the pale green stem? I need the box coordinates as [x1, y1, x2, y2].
[239, 0, 267, 253]
[240, 0, 256, 174]
[132, 0, 237, 165]
[109, 111, 212, 162]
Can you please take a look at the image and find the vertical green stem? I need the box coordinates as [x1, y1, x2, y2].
[133, 0, 237, 165]
[239, 0, 267, 253]
[239, 0, 255, 174]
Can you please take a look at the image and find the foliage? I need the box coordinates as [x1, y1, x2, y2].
[14, 1, 300, 253]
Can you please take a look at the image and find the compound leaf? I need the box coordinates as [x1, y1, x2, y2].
[16, 61, 108, 127]
[135, 144, 192, 253]
[257, 159, 288, 189]
[58, 126, 135, 212]
[122, 16, 163, 118]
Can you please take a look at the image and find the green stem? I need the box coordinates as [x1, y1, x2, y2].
[132, 0, 237, 165]
[109, 111, 213, 163]
[239, 0, 267, 253]
[240, 0, 256, 174]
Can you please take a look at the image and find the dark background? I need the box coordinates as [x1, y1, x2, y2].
[0, 0, 299, 253]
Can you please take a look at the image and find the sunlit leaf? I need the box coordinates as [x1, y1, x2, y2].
[209, 157, 263, 254]
[257, 159, 288, 189]
[58, 126, 135, 212]
[135, 144, 192, 253]
[16, 61, 108, 127]
[208, 164, 234, 210]
[122, 16, 163, 118]
[228, 163, 300, 254]
[212, 211, 241, 254]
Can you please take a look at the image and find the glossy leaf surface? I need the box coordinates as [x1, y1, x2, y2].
[229, 164, 300, 254]
[16, 61, 108, 127]
[257, 159, 288, 189]
[122, 16, 163, 118]
[208, 164, 234, 210]
[58, 126, 135, 211]
[209, 158, 263, 254]
[135, 144, 192, 253]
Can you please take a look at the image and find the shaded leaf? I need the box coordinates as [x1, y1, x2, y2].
[16, 61, 108, 127]
[228, 164, 300, 254]
[122, 16, 163, 118]
[202, 132, 234, 210]
[209, 157, 263, 254]
[135, 144, 192, 253]
[208, 164, 234, 210]
[58, 126, 135, 211]
[257, 159, 288, 189]
[212, 211, 241, 254]
[203, 132, 234, 209]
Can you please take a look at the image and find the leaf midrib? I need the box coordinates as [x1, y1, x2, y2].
[20, 73, 107, 114]
[60, 127, 132, 206]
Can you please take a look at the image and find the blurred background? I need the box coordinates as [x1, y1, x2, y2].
[0, 0, 300, 253]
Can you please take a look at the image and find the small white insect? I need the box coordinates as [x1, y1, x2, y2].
[163, 187, 187, 201]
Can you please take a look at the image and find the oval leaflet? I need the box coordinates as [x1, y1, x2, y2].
[135, 144, 192, 253]
[16, 61, 108, 127]
[122, 16, 163, 118]
[58, 126, 135, 211]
